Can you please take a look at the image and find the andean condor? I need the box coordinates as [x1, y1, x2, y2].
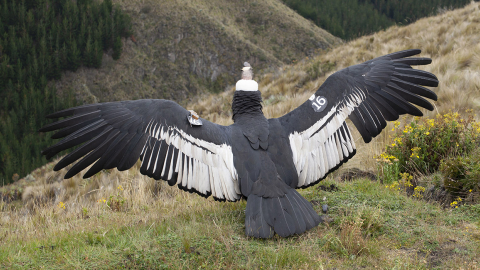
[40, 49, 438, 238]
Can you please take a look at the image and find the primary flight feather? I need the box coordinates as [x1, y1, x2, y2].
[40, 49, 438, 238]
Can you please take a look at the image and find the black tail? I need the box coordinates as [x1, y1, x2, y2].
[245, 188, 322, 238]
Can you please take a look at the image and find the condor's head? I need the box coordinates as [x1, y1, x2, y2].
[236, 62, 258, 91]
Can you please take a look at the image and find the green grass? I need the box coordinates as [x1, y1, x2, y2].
[2, 178, 479, 269]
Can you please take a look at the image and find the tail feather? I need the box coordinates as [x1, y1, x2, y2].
[283, 192, 307, 233]
[245, 195, 274, 238]
[291, 191, 322, 229]
[245, 188, 321, 238]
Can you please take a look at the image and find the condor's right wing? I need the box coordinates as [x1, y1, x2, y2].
[278, 49, 438, 188]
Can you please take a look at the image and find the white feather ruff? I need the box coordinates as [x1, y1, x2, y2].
[235, 80, 258, 91]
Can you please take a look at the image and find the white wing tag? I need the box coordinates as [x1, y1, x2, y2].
[309, 95, 328, 113]
[187, 110, 203, 126]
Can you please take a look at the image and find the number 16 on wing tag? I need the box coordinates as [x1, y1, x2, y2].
[309, 95, 327, 112]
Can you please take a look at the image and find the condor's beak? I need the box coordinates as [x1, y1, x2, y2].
[241, 67, 251, 71]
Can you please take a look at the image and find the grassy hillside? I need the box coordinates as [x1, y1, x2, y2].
[1, 2, 480, 269]
[190, 0, 480, 168]
[55, 0, 340, 105]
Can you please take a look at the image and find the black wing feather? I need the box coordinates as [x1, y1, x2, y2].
[40, 110, 101, 132]
[368, 94, 399, 121]
[392, 57, 432, 65]
[104, 132, 137, 169]
[391, 72, 439, 87]
[394, 67, 438, 80]
[51, 118, 101, 139]
[64, 129, 119, 178]
[386, 82, 434, 110]
[390, 78, 437, 100]
[383, 49, 421, 59]
[53, 126, 114, 171]
[84, 132, 129, 178]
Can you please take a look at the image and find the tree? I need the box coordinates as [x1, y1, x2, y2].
[0, 0, 133, 185]
[68, 39, 80, 71]
[112, 36, 122, 60]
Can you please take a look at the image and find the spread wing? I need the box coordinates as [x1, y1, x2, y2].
[278, 49, 438, 188]
[40, 100, 241, 201]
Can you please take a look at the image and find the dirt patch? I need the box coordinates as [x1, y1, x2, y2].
[316, 184, 340, 192]
[417, 239, 469, 268]
[337, 168, 377, 182]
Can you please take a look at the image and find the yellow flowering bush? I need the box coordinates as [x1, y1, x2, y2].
[375, 153, 399, 184]
[107, 185, 127, 211]
[96, 185, 127, 211]
[380, 111, 479, 177]
[384, 172, 415, 193]
[450, 197, 463, 208]
[377, 110, 480, 203]
[412, 186, 426, 199]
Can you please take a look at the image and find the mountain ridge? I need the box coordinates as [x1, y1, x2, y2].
[54, 0, 341, 105]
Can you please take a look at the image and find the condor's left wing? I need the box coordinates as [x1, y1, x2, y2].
[40, 99, 241, 201]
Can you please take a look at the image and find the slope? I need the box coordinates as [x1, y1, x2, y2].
[54, 0, 341, 104]
[192, 1, 480, 129]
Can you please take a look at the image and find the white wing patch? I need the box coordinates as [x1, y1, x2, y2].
[141, 122, 240, 201]
[289, 87, 365, 188]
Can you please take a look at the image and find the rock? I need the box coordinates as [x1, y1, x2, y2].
[25, 174, 35, 182]
[322, 204, 328, 214]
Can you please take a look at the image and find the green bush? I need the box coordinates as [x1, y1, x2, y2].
[377, 111, 480, 179]
[376, 111, 480, 203]
[440, 149, 480, 196]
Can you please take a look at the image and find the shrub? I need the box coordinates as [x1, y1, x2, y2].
[377, 111, 480, 180]
[440, 149, 480, 196]
[377, 110, 480, 203]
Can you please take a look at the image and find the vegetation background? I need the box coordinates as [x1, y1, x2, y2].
[0, 0, 132, 184]
[2, 0, 475, 185]
[0, 0, 480, 268]
[282, 0, 475, 40]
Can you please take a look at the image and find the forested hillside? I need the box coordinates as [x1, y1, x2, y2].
[282, 0, 473, 40]
[0, 0, 132, 185]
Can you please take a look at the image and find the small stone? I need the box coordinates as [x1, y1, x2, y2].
[322, 204, 328, 214]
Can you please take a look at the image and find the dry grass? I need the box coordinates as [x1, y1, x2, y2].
[1, 160, 235, 253]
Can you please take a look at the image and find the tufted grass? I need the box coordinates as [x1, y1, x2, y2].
[1, 176, 479, 269]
